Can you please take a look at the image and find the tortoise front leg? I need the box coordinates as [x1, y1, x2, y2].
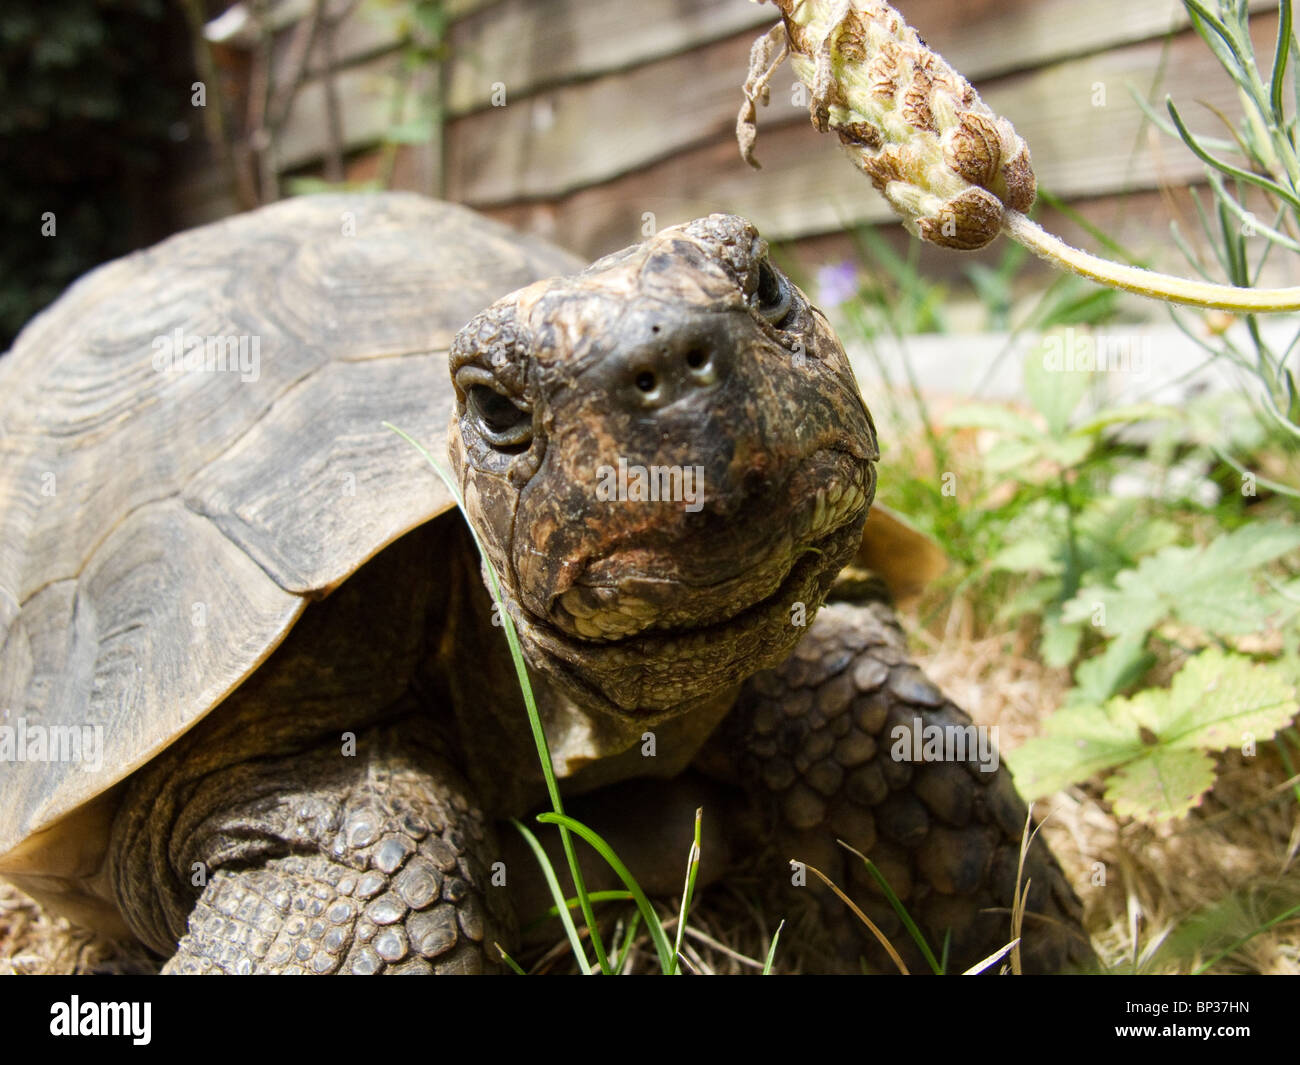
[111, 717, 510, 975]
[702, 601, 1093, 974]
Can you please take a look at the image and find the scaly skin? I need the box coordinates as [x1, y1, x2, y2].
[113, 714, 508, 975]
[702, 600, 1092, 974]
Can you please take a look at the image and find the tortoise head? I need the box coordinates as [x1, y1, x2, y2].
[447, 214, 878, 722]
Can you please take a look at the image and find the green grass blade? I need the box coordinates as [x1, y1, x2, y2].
[1270, 0, 1293, 126]
[669, 808, 704, 976]
[613, 909, 644, 975]
[762, 920, 785, 975]
[538, 811, 677, 973]
[1168, 97, 1300, 211]
[1193, 900, 1300, 974]
[839, 840, 942, 974]
[511, 818, 593, 974]
[383, 422, 611, 974]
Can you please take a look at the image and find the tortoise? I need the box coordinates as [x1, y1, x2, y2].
[0, 192, 1090, 974]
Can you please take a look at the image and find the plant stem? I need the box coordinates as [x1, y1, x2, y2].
[1004, 210, 1300, 311]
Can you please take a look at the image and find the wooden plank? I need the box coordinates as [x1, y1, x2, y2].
[466, 14, 1281, 251]
[444, 2, 1279, 208]
[275, 50, 437, 172]
[443, 0, 775, 116]
[442, 0, 1274, 118]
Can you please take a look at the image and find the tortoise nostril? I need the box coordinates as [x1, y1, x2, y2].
[651, 324, 661, 334]
[635, 370, 658, 392]
[684, 347, 708, 370]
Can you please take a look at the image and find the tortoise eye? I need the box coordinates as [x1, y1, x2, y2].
[467, 385, 531, 449]
[753, 259, 793, 326]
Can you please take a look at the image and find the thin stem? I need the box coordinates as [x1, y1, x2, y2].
[1003, 210, 1300, 312]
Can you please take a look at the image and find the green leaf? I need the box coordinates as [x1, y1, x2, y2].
[1008, 701, 1141, 799]
[989, 538, 1062, 575]
[944, 403, 1042, 438]
[1063, 523, 1300, 640]
[985, 436, 1049, 474]
[1069, 634, 1153, 705]
[1041, 612, 1084, 668]
[1103, 747, 1217, 823]
[1024, 342, 1090, 436]
[1150, 647, 1299, 752]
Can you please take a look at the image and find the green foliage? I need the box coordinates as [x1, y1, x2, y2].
[0, 0, 189, 349]
[1010, 648, 1298, 822]
[1136, 0, 1300, 495]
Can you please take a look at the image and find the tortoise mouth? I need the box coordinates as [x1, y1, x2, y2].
[545, 448, 870, 643]
[512, 510, 867, 717]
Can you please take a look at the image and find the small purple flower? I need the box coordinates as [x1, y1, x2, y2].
[816, 260, 859, 307]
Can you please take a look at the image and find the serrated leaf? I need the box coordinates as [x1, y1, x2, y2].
[1104, 747, 1216, 823]
[1008, 701, 1140, 799]
[1154, 648, 1298, 751]
[1064, 523, 1300, 640]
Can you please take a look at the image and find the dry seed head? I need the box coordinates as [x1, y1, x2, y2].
[741, 0, 1035, 250]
